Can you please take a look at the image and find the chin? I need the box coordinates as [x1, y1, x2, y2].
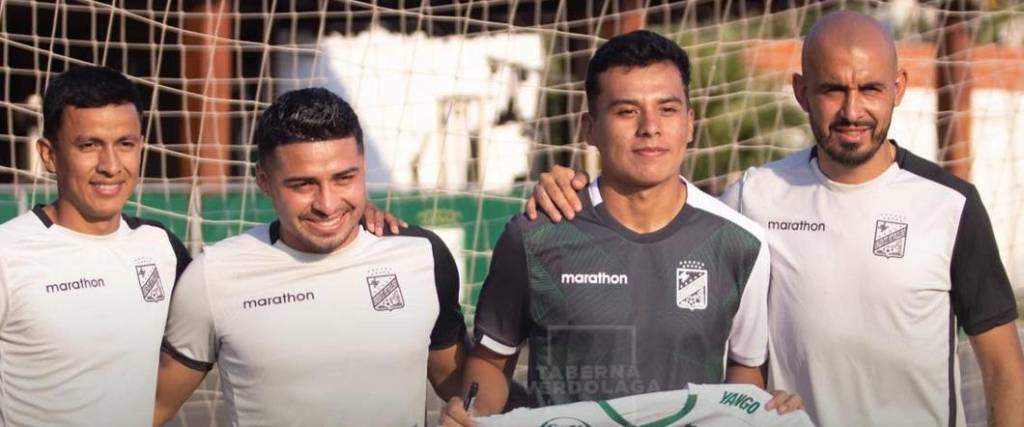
[291, 236, 341, 253]
[79, 204, 123, 222]
[632, 172, 678, 188]
[302, 230, 356, 253]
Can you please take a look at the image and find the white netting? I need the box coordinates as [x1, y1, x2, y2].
[0, 1, 1021, 425]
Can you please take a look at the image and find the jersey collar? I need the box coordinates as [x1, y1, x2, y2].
[587, 176, 694, 244]
[267, 220, 371, 262]
[31, 204, 129, 240]
[808, 141, 905, 193]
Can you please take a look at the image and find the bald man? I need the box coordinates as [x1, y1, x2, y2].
[526, 11, 1024, 427]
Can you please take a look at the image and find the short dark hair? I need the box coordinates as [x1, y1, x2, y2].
[42, 65, 144, 141]
[584, 30, 692, 112]
[254, 87, 363, 166]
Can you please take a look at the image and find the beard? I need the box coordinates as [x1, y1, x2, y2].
[813, 116, 890, 167]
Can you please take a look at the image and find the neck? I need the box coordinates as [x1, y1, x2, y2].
[45, 201, 121, 235]
[598, 177, 687, 234]
[816, 141, 896, 184]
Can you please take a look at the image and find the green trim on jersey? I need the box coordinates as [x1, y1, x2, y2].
[596, 394, 697, 427]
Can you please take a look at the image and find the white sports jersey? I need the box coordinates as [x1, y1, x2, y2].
[0, 206, 189, 426]
[475, 383, 814, 427]
[162, 222, 465, 427]
[720, 144, 1017, 427]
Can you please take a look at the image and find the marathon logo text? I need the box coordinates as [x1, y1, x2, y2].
[45, 277, 106, 293]
[560, 272, 628, 285]
[242, 291, 315, 309]
[767, 219, 826, 232]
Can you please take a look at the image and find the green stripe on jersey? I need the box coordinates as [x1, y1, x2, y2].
[596, 394, 697, 427]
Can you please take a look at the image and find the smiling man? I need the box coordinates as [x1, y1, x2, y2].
[730, 12, 1024, 426]
[153, 87, 466, 426]
[0, 66, 189, 425]
[527, 11, 1024, 427]
[441, 30, 800, 426]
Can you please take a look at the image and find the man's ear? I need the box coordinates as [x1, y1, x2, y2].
[582, 111, 595, 148]
[893, 68, 908, 107]
[792, 73, 810, 113]
[686, 108, 695, 146]
[37, 137, 58, 174]
[255, 162, 272, 196]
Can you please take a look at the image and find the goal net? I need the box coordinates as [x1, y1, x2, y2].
[0, 1, 1021, 425]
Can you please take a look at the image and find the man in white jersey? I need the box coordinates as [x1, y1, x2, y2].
[154, 87, 467, 426]
[0, 66, 189, 426]
[475, 383, 813, 427]
[527, 11, 1024, 427]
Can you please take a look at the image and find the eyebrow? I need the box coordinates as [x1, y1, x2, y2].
[72, 134, 141, 143]
[818, 81, 887, 91]
[281, 166, 360, 184]
[606, 96, 685, 108]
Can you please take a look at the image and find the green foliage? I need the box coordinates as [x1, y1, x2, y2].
[652, 17, 813, 192]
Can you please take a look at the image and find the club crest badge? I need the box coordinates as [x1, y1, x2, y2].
[676, 260, 708, 311]
[873, 216, 908, 259]
[366, 268, 405, 312]
[134, 262, 166, 303]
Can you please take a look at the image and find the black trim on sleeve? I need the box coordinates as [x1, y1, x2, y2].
[472, 216, 532, 350]
[161, 339, 214, 372]
[383, 225, 467, 349]
[124, 216, 193, 283]
[950, 187, 1018, 334]
[898, 144, 1018, 335]
[31, 204, 53, 228]
[269, 220, 281, 245]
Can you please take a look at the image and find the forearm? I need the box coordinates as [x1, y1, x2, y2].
[153, 353, 206, 426]
[153, 398, 182, 427]
[463, 354, 512, 416]
[432, 371, 464, 401]
[724, 361, 767, 389]
[429, 343, 467, 400]
[982, 366, 1024, 427]
[970, 321, 1024, 427]
[154, 377, 192, 427]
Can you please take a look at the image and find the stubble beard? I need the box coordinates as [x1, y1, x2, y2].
[813, 118, 891, 168]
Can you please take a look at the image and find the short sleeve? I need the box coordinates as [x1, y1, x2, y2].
[127, 217, 192, 283]
[473, 217, 532, 355]
[718, 170, 747, 211]
[162, 254, 217, 371]
[165, 230, 192, 283]
[726, 236, 770, 367]
[393, 226, 467, 349]
[950, 187, 1017, 335]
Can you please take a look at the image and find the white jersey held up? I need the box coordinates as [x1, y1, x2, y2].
[720, 144, 1018, 427]
[162, 222, 466, 427]
[0, 206, 189, 426]
[475, 383, 814, 427]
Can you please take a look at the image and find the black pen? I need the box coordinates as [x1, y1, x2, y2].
[463, 382, 479, 412]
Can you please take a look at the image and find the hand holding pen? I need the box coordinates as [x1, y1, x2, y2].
[439, 382, 479, 427]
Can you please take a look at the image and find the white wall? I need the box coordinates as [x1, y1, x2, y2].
[277, 27, 543, 192]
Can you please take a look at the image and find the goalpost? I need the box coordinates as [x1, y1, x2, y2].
[0, 1, 1021, 425]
